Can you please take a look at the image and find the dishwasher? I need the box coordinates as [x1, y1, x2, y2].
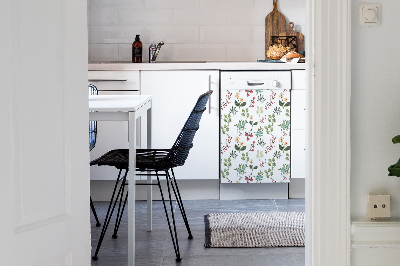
[220, 71, 291, 183]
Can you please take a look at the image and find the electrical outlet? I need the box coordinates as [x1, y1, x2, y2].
[368, 194, 391, 219]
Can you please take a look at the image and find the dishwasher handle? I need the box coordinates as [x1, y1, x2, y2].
[247, 81, 264, 86]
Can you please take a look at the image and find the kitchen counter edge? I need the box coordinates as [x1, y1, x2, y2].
[89, 62, 306, 71]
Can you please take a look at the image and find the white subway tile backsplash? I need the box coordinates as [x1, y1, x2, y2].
[199, 0, 228, 8]
[91, 0, 146, 8]
[147, 26, 199, 44]
[252, 26, 265, 44]
[227, 43, 264, 61]
[253, 0, 306, 28]
[173, 8, 226, 26]
[91, 7, 118, 26]
[88, 44, 91, 62]
[225, 0, 253, 8]
[227, 8, 267, 26]
[172, 44, 226, 61]
[118, 44, 132, 61]
[200, 26, 253, 44]
[91, 44, 119, 62]
[91, 26, 146, 43]
[87, 8, 91, 26]
[280, 1, 306, 24]
[87, 0, 305, 62]
[119, 8, 173, 26]
[145, 0, 199, 9]
[200, 0, 253, 8]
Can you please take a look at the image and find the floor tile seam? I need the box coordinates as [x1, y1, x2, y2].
[273, 199, 279, 211]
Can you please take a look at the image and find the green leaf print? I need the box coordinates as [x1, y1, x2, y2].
[230, 106, 238, 115]
[230, 150, 238, 159]
[256, 106, 264, 117]
[235, 100, 246, 108]
[257, 138, 266, 147]
[241, 152, 250, 163]
[255, 128, 263, 138]
[235, 144, 247, 154]
[256, 150, 264, 161]
[234, 164, 247, 174]
[235, 120, 247, 130]
[241, 108, 250, 118]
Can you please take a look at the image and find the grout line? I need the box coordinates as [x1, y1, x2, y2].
[273, 199, 279, 212]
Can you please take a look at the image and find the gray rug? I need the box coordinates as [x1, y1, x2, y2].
[204, 212, 305, 248]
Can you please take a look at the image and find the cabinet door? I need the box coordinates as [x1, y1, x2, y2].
[291, 69, 306, 180]
[141, 70, 219, 180]
[291, 129, 305, 179]
[291, 90, 306, 130]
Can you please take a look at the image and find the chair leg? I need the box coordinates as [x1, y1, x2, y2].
[90, 196, 101, 227]
[156, 171, 182, 262]
[112, 178, 128, 239]
[169, 169, 193, 239]
[92, 169, 128, 261]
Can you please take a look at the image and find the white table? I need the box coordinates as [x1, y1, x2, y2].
[89, 94, 152, 266]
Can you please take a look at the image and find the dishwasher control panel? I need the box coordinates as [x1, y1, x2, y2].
[221, 71, 291, 90]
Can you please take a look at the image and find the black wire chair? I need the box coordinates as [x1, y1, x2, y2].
[90, 90, 213, 262]
[89, 84, 101, 227]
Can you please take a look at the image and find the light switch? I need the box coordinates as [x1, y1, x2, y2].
[359, 3, 381, 26]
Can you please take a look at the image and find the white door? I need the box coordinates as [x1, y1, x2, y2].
[0, 0, 90, 265]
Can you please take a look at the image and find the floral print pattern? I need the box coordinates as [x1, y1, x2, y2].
[221, 89, 291, 183]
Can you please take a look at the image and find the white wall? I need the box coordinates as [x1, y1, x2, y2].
[87, 0, 305, 62]
[351, 0, 400, 220]
[351, 1, 400, 264]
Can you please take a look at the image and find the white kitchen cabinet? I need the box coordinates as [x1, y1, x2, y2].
[88, 71, 141, 180]
[291, 70, 306, 179]
[141, 70, 219, 180]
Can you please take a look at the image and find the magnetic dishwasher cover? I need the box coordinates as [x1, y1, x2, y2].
[220, 71, 291, 183]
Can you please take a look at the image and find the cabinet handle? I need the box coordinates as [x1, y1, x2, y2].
[88, 79, 127, 82]
[247, 81, 264, 86]
[208, 75, 212, 114]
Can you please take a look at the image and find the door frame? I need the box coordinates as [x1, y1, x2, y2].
[306, 0, 351, 265]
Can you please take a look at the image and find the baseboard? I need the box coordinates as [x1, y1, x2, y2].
[351, 220, 400, 266]
[91, 179, 306, 201]
[90, 179, 220, 201]
[219, 183, 288, 200]
[289, 178, 305, 198]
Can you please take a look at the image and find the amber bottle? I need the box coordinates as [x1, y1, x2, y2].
[132, 35, 142, 63]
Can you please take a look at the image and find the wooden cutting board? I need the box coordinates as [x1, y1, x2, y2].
[265, 0, 286, 59]
[280, 22, 304, 52]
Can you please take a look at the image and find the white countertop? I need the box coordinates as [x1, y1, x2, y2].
[89, 62, 306, 71]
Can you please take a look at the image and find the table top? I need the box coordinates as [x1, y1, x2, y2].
[89, 95, 152, 112]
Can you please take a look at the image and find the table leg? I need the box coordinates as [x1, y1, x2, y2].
[147, 105, 152, 232]
[128, 112, 136, 266]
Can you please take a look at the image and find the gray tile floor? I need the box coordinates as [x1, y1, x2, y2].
[91, 199, 305, 266]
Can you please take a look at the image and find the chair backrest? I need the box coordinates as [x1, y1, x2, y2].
[163, 90, 213, 169]
[89, 84, 98, 151]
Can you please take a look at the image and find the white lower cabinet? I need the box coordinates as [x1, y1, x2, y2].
[291, 70, 306, 181]
[141, 70, 220, 180]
